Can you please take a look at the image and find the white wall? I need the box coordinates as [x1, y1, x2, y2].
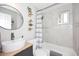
[37, 4, 73, 48]
[0, 3, 36, 42]
[73, 3, 79, 55]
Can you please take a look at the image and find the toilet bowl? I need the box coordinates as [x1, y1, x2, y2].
[34, 48, 50, 56]
[27, 39, 49, 56]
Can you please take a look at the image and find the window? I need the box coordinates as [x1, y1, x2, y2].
[58, 11, 69, 24]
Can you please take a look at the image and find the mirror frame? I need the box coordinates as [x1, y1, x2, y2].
[0, 4, 24, 30]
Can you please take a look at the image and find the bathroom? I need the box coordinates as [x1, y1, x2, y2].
[0, 3, 79, 56]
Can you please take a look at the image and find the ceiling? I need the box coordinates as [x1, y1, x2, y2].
[29, 3, 54, 11]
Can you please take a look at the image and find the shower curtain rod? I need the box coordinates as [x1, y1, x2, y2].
[36, 3, 60, 12]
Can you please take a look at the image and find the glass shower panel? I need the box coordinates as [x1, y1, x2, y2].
[42, 4, 73, 48]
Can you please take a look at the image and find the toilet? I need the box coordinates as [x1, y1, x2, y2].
[27, 39, 50, 56]
[34, 48, 50, 56]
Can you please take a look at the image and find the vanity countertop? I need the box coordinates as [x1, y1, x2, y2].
[0, 42, 32, 56]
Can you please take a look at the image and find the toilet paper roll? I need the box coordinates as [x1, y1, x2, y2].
[36, 24, 42, 28]
[37, 20, 42, 23]
[36, 29, 42, 32]
[37, 15, 42, 19]
[36, 33, 42, 37]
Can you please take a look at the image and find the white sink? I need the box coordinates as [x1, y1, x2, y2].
[2, 39, 25, 53]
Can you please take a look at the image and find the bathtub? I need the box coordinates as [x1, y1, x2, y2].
[42, 42, 77, 56]
[27, 40, 77, 56]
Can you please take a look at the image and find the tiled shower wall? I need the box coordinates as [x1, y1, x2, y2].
[41, 4, 73, 48]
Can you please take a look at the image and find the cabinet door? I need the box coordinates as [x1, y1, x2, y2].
[15, 46, 33, 56]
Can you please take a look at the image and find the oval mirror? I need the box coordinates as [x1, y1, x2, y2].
[0, 4, 23, 30]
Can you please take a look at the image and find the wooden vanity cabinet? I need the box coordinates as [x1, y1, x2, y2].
[15, 46, 33, 56]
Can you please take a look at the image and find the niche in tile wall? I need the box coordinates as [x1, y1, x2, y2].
[58, 11, 69, 24]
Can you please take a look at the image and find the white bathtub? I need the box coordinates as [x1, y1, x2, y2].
[27, 40, 77, 56]
[42, 42, 77, 56]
